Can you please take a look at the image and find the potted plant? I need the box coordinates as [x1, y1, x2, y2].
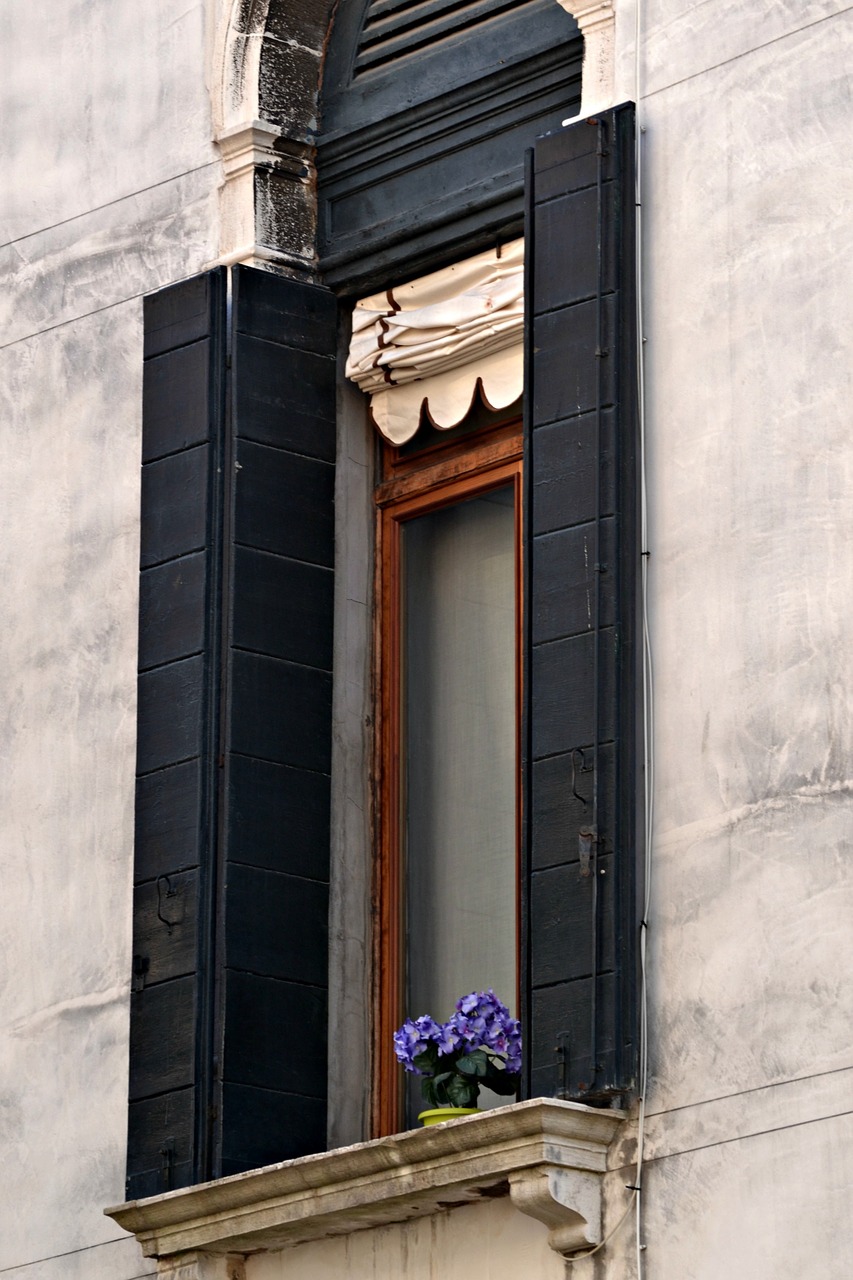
[394, 989, 522, 1125]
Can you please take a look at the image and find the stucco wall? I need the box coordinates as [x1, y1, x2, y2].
[2, 2, 852, 1279]
[245, 1198, 565, 1280]
[0, 2, 220, 1277]
[605, 2, 853, 1276]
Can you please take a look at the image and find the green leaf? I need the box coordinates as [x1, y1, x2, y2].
[446, 1074, 478, 1108]
[413, 1047, 437, 1073]
[456, 1050, 488, 1078]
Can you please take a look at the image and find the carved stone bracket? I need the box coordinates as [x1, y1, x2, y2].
[509, 1165, 604, 1256]
[554, 0, 617, 117]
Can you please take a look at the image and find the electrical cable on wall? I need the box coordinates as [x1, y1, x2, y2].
[635, 0, 653, 1273]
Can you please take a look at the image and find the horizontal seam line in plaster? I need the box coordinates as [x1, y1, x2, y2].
[641, 5, 853, 102]
[642, 1061, 853, 1122]
[0, 160, 219, 252]
[2, 290, 172, 353]
[0, 1236, 133, 1274]
[612, 1104, 853, 1170]
[654, 780, 853, 847]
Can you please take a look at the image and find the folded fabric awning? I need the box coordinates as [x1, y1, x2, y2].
[346, 240, 524, 444]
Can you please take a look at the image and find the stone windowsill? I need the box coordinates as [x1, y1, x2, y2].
[106, 1098, 625, 1261]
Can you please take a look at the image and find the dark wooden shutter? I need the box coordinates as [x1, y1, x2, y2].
[129, 265, 336, 1197]
[523, 103, 641, 1103]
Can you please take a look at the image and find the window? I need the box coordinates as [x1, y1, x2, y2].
[127, 103, 640, 1193]
[373, 416, 523, 1133]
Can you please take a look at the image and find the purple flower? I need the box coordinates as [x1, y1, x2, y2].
[393, 1014, 442, 1073]
[435, 1020, 462, 1056]
[443, 991, 521, 1069]
[395, 991, 522, 1094]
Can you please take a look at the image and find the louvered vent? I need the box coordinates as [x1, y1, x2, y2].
[356, 0, 531, 76]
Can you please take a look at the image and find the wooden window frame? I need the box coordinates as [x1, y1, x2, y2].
[371, 418, 524, 1138]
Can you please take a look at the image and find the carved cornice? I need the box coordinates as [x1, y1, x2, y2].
[107, 1099, 624, 1263]
[215, 119, 289, 181]
[555, 0, 615, 35]
[554, 0, 617, 117]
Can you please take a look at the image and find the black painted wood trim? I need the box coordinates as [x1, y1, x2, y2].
[522, 104, 641, 1105]
[129, 266, 336, 1195]
[317, 0, 582, 292]
[216, 265, 336, 1177]
[129, 269, 227, 1199]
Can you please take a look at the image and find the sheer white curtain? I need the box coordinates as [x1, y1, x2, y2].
[403, 485, 517, 1111]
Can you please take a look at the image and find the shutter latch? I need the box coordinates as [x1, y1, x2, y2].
[156, 874, 187, 932]
[131, 954, 149, 992]
[159, 1142, 175, 1191]
[578, 827, 598, 877]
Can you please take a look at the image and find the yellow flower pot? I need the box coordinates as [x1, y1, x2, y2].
[418, 1107, 481, 1126]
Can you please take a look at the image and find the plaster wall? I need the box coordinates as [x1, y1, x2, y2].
[244, 1197, 565, 1280]
[2, 2, 852, 1280]
[606, 2, 853, 1274]
[0, 2, 223, 1277]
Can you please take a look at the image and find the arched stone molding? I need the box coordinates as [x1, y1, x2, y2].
[212, 0, 271, 137]
[211, 1, 592, 275]
[210, 0, 335, 273]
[555, 0, 616, 116]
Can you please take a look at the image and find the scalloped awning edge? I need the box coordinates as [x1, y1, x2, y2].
[346, 240, 524, 445]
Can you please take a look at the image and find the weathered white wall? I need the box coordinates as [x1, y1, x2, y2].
[3, 2, 853, 1279]
[0, 2, 222, 1277]
[244, 1198, 565, 1280]
[603, 2, 853, 1275]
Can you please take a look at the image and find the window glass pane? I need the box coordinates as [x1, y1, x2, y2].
[402, 484, 517, 1114]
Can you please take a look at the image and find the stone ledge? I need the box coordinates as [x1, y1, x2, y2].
[106, 1098, 625, 1260]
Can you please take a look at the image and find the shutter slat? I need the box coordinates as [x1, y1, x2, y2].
[356, 0, 520, 74]
[138, 552, 206, 672]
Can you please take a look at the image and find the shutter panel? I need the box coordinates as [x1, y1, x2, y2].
[130, 269, 226, 1200]
[523, 104, 641, 1103]
[128, 266, 336, 1197]
[220, 265, 334, 1178]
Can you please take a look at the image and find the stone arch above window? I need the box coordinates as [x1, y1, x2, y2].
[213, 1, 587, 279]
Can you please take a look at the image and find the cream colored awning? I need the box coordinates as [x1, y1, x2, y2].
[346, 240, 524, 445]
